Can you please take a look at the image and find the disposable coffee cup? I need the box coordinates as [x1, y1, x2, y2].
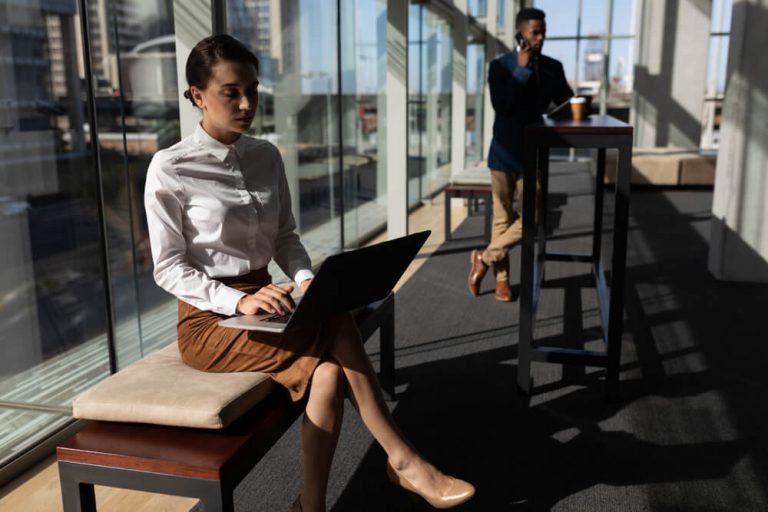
[570, 97, 586, 121]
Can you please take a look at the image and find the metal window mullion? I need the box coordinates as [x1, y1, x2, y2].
[111, 10, 145, 361]
[77, 0, 118, 376]
[212, 0, 227, 34]
[337, 0, 345, 248]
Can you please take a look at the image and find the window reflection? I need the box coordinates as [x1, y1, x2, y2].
[228, 0, 341, 271]
[340, 0, 388, 247]
[408, 4, 453, 208]
[466, 42, 485, 166]
[0, 0, 111, 465]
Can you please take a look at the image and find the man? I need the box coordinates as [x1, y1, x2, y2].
[468, 7, 573, 301]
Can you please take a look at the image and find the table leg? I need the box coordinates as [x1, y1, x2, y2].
[518, 146, 538, 396]
[606, 142, 632, 401]
[592, 148, 606, 264]
[537, 147, 550, 290]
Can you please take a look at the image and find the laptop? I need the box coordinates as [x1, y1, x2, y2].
[217, 230, 430, 333]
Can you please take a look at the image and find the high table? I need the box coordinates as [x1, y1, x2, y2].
[518, 115, 633, 400]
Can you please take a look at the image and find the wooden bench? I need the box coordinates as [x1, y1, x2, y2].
[56, 294, 395, 512]
[444, 167, 492, 242]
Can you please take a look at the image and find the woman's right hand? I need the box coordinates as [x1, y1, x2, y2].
[236, 283, 295, 316]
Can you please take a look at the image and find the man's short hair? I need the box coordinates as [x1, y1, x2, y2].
[516, 7, 546, 26]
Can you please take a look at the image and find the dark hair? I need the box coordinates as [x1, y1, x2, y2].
[516, 7, 545, 27]
[183, 34, 259, 108]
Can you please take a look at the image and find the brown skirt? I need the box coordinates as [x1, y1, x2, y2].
[176, 268, 331, 402]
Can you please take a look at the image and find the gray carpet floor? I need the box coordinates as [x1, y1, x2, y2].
[233, 163, 768, 511]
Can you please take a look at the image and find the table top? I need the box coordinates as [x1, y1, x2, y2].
[526, 115, 633, 136]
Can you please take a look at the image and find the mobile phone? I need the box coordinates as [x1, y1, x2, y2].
[515, 32, 528, 49]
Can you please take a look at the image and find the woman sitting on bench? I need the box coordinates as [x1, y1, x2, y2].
[144, 35, 474, 512]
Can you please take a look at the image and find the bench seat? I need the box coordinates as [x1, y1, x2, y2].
[444, 166, 492, 242]
[597, 147, 717, 186]
[73, 342, 274, 429]
[57, 294, 396, 511]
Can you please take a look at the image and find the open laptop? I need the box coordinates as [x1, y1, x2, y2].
[218, 230, 430, 333]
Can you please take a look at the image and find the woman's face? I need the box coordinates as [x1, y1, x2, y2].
[191, 59, 259, 145]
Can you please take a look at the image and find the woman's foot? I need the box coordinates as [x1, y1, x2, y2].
[386, 457, 475, 509]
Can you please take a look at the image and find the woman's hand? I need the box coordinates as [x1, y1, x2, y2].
[299, 278, 313, 294]
[236, 283, 295, 316]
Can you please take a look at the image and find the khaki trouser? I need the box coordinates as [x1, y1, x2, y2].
[482, 169, 539, 282]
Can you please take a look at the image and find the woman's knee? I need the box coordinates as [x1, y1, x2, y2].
[310, 360, 344, 402]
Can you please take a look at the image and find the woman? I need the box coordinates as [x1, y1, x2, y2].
[144, 34, 474, 512]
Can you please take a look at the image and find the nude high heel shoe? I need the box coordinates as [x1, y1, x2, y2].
[386, 462, 475, 509]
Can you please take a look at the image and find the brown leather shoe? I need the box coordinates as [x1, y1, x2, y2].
[495, 281, 513, 302]
[468, 250, 488, 296]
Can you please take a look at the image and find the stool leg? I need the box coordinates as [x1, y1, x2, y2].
[59, 463, 97, 512]
[444, 191, 452, 241]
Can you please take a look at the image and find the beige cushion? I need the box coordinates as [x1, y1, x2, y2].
[72, 342, 274, 429]
[599, 147, 712, 186]
[450, 166, 492, 186]
[679, 154, 716, 185]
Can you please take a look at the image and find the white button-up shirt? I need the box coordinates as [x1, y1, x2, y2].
[144, 124, 314, 316]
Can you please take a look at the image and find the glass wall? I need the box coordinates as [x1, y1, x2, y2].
[228, 0, 388, 258]
[0, 0, 179, 468]
[90, 0, 180, 368]
[408, 3, 453, 208]
[465, 42, 485, 166]
[701, 0, 732, 149]
[340, 0, 388, 246]
[228, 0, 341, 272]
[533, 0, 638, 115]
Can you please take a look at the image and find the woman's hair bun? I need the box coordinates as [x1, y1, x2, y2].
[182, 88, 197, 108]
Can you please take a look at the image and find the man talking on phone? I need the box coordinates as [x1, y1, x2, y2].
[468, 7, 573, 301]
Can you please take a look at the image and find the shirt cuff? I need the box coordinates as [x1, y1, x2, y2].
[213, 285, 248, 316]
[294, 269, 314, 287]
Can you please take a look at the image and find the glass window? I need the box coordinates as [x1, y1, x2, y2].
[0, 1, 111, 466]
[0, 0, 180, 471]
[408, 4, 453, 208]
[535, 0, 579, 37]
[340, 0, 388, 247]
[580, 0, 609, 37]
[535, 0, 638, 113]
[465, 42, 485, 166]
[92, 0, 181, 368]
[468, 0, 487, 18]
[228, 0, 341, 275]
[611, 0, 637, 36]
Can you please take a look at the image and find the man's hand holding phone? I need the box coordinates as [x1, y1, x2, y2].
[515, 32, 532, 68]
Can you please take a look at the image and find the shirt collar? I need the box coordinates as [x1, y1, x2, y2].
[193, 123, 247, 161]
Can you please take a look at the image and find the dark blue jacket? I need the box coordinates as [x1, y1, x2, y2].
[487, 51, 573, 172]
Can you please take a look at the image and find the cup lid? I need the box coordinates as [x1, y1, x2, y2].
[570, 96, 586, 103]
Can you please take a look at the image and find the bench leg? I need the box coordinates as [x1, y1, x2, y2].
[198, 481, 233, 512]
[59, 463, 97, 512]
[444, 190, 452, 241]
[379, 300, 396, 401]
